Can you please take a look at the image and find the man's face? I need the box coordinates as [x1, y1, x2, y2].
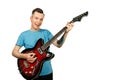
[30, 12, 44, 30]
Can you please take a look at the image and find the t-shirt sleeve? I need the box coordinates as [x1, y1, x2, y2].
[16, 33, 24, 47]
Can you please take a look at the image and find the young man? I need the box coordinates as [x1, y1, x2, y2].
[12, 8, 74, 80]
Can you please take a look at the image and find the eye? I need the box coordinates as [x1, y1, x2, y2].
[40, 18, 43, 21]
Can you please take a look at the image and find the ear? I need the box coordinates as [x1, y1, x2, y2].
[30, 16, 32, 20]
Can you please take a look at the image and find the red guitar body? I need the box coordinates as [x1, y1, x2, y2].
[17, 39, 54, 80]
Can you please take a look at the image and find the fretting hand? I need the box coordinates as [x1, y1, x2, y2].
[65, 22, 74, 33]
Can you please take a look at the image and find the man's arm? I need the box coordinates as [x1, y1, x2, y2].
[12, 45, 37, 63]
[12, 45, 26, 59]
[52, 22, 74, 48]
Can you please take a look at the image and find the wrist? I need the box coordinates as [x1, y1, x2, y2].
[19, 53, 27, 59]
[65, 30, 69, 33]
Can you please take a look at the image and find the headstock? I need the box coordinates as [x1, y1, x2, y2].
[71, 11, 88, 23]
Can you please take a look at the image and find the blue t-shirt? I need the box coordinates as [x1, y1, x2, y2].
[16, 29, 53, 76]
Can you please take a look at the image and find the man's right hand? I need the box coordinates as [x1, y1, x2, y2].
[25, 53, 37, 63]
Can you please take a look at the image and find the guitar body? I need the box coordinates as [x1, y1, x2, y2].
[17, 38, 54, 80]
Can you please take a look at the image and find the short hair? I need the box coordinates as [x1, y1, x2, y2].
[32, 8, 44, 14]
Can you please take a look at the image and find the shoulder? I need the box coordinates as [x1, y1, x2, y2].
[19, 30, 30, 37]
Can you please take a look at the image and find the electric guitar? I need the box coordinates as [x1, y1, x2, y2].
[17, 11, 88, 80]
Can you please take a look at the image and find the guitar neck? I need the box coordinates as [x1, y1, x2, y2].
[41, 11, 88, 50]
[41, 27, 67, 50]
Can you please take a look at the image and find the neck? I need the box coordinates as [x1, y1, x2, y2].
[30, 27, 40, 31]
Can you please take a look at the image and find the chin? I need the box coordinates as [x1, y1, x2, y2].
[35, 26, 40, 29]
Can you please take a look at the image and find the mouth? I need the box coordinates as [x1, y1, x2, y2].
[35, 23, 41, 27]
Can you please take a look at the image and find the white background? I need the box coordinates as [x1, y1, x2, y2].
[0, 0, 120, 80]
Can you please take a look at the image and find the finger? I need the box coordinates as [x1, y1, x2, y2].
[71, 23, 74, 26]
[31, 57, 37, 63]
[34, 57, 37, 60]
[30, 53, 36, 57]
[29, 60, 34, 63]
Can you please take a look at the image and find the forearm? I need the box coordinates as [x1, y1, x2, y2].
[57, 32, 68, 47]
[53, 22, 73, 48]
[12, 49, 27, 59]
